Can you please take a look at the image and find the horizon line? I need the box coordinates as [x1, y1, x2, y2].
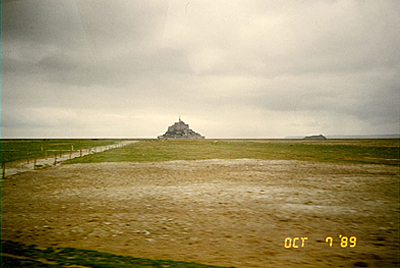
[1, 134, 400, 140]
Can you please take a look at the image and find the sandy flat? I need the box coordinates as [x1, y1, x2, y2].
[1, 159, 399, 267]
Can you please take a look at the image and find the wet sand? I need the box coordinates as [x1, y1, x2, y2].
[1, 159, 399, 267]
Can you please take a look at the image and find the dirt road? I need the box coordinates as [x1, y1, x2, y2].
[1, 159, 399, 267]
[1, 140, 137, 178]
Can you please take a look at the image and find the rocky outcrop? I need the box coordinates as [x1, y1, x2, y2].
[303, 134, 327, 140]
[158, 118, 205, 139]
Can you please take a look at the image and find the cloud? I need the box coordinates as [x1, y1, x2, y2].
[1, 0, 399, 138]
[181, 0, 400, 77]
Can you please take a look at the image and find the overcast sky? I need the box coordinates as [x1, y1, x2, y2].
[1, 0, 399, 138]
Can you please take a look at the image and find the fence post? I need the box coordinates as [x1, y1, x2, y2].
[80, 149, 82, 157]
[1, 157, 5, 180]
[27, 152, 29, 164]
[34, 158, 36, 170]
[45, 150, 48, 160]
[54, 154, 57, 165]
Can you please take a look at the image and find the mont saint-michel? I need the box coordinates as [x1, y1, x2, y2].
[158, 117, 205, 139]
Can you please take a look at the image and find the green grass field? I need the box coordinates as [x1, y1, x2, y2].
[3, 139, 398, 166]
[67, 139, 400, 166]
[0, 139, 119, 163]
[0, 240, 234, 268]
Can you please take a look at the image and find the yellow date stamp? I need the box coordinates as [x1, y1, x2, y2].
[284, 235, 357, 248]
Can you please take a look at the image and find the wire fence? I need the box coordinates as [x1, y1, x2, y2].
[1, 141, 135, 179]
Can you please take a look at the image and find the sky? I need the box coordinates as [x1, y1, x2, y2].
[1, 0, 399, 138]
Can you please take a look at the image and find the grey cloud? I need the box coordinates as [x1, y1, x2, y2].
[2, 0, 184, 88]
[1, 0, 85, 48]
[193, 1, 400, 78]
[1, 0, 168, 49]
[75, 1, 168, 48]
[1, 57, 38, 75]
[1, 0, 399, 138]
[244, 68, 399, 126]
[33, 47, 192, 87]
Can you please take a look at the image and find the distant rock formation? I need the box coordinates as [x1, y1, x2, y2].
[158, 117, 205, 139]
[304, 134, 327, 140]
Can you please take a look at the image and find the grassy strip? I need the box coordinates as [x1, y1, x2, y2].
[1, 240, 235, 268]
[67, 139, 400, 166]
[0, 139, 120, 163]
[1, 256, 64, 268]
